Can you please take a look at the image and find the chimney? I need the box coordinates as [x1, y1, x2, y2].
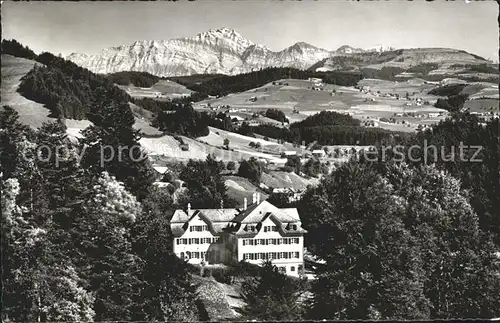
[243, 197, 248, 210]
[187, 203, 191, 214]
[256, 193, 261, 204]
[252, 192, 257, 204]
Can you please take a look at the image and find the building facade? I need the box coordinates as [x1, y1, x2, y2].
[170, 194, 306, 276]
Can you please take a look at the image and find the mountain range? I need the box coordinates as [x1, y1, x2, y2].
[66, 27, 386, 77]
[67, 27, 490, 77]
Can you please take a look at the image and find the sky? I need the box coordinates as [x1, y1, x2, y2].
[2, 0, 498, 61]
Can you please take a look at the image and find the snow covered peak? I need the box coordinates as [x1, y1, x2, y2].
[66, 27, 365, 77]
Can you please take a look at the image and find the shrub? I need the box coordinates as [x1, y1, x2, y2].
[226, 161, 236, 171]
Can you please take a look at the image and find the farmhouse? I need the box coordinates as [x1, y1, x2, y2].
[312, 149, 326, 157]
[170, 194, 306, 276]
[308, 77, 322, 83]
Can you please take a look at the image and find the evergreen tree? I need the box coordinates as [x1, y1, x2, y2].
[240, 261, 305, 321]
[79, 172, 144, 321]
[0, 106, 32, 179]
[132, 186, 200, 321]
[80, 87, 155, 200]
[180, 154, 236, 208]
[299, 161, 430, 319]
[382, 162, 500, 318]
[237, 157, 264, 183]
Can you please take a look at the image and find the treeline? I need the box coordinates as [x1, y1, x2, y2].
[431, 84, 469, 113]
[242, 111, 404, 146]
[297, 102, 500, 319]
[12, 43, 132, 120]
[428, 83, 467, 97]
[406, 63, 439, 75]
[1, 102, 210, 321]
[18, 64, 127, 119]
[450, 63, 499, 75]
[360, 66, 406, 81]
[290, 110, 360, 128]
[265, 108, 288, 123]
[132, 91, 209, 115]
[1, 39, 37, 60]
[154, 105, 211, 137]
[171, 67, 363, 97]
[107, 71, 162, 87]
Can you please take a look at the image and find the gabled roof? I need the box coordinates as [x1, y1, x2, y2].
[170, 208, 238, 237]
[232, 201, 297, 224]
[170, 209, 192, 223]
[170, 201, 306, 238]
[198, 209, 238, 223]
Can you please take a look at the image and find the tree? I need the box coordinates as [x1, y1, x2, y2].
[300, 161, 430, 320]
[223, 138, 230, 148]
[80, 88, 155, 200]
[78, 172, 144, 321]
[285, 155, 302, 174]
[132, 185, 200, 321]
[381, 162, 500, 318]
[180, 154, 236, 209]
[1, 177, 48, 321]
[302, 158, 328, 178]
[238, 157, 264, 183]
[0, 106, 32, 179]
[266, 192, 295, 208]
[265, 109, 287, 123]
[240, 261, 305, 321]
[226, 161, 236, 171]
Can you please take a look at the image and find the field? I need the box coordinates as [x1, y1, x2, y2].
[464, 98, 500, 113]
[192, 77, 449, 132]
[139, 126, 300, 165]
[117, 79, 193, 100]
[1, 54, 53, 128]
[1, 54, 163, 136]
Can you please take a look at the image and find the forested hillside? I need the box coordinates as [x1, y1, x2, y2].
[242, 111, 406, 146]
[171, 67, 363, 97]
[107, 71, 162, 87]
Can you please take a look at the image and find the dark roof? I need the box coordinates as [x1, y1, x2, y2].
[170, 201, 306, 237]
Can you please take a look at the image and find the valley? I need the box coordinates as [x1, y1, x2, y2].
[1, 16, 499, 320]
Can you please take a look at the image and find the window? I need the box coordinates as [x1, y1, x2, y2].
[176, 239, 180, 245]
[291, 266, 295, 272]
[272, 226, 278, 232]
[295, 252, 299, 258]
[264, 226, 268, 232]
[190, 225, 209, 232]
[182, 238, 187, 244]
[279, 266, 286, 273]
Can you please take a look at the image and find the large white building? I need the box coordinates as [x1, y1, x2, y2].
[170, 193, 306, 276]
